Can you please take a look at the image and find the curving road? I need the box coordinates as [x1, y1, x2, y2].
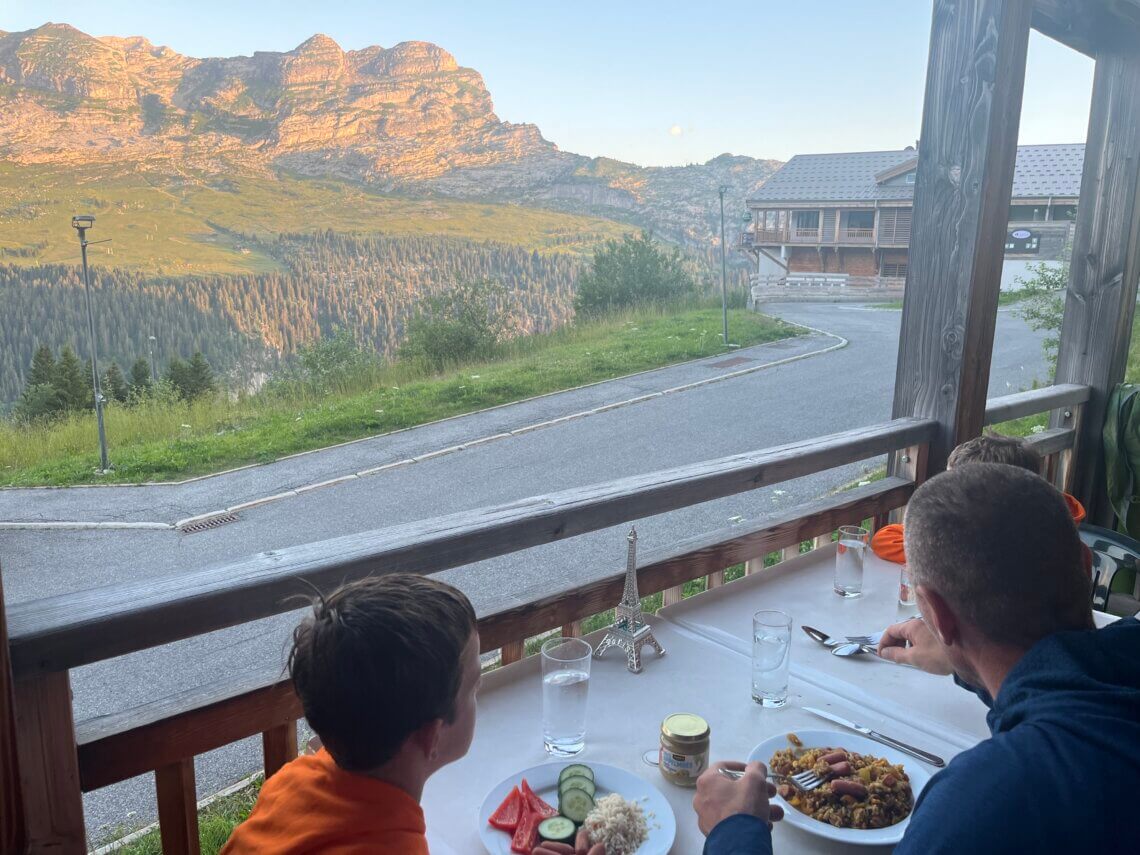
[0, 303, 1049, 843]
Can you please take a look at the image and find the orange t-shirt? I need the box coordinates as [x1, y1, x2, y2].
[870, 492, 1088, 565]
[221, 749, 429, 855]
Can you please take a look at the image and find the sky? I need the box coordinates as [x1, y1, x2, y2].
[4, 0, 1096, 166]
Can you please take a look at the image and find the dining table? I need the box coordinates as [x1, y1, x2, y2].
[422, 543, 1112, 854]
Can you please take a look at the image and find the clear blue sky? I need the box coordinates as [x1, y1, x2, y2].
[5, 0, 1094, 166]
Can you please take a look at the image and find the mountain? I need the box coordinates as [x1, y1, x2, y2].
[0, 23, 781, 247]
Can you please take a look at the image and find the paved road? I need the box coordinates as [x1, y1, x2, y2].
[0, 303, 1048, 843]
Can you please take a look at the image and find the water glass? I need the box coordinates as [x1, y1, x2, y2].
[541, 636, 592, 756]
[898, 564, 917, 606]
[751, 609, 792, 707]
[834, 525, 870, 598]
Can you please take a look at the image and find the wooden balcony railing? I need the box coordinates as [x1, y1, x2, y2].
[1, 385, 1089, 855]
[842, 227, 875, 242]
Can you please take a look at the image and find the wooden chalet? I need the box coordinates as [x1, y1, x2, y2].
[3, 1, 1140, 852]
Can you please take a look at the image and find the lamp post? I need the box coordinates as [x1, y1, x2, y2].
[71, 214, 111, 472]
[148, 335, 157, 382]
[718, 186, 729, 347]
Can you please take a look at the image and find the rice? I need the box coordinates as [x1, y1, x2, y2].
[583, 793, 649, 855]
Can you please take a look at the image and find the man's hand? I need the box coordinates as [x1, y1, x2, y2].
[877, 618, 952, 675]
[693, 760, 783, 836]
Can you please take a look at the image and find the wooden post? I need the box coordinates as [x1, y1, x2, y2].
[706, 569, 726, 589]
[262, 721, 298, 779]
[155, 758, 200, 855]
[1051, 45, 1140, 523]
[1, 569, 27, 855]
[891, 0, 1033, 472]
[887, 443, 930, 525]
[13, 672, 85, 854]
[661, 585, 685, 607]
[500, 641, 524, 666]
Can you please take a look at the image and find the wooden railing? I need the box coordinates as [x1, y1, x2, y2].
[842, 227, 875, 242]
[1, 386, 1088, 854]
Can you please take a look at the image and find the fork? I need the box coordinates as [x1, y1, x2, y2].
[718, 766, 824, 792]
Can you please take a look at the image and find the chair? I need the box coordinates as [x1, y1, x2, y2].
[1079, 524, 1140, 616]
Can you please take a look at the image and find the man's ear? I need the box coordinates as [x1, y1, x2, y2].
[409, 718, 445, 761]
[916, 585, 959, 647]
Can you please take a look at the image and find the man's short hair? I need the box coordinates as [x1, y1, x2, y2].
[947, 433, 1041, 473]
[903, 464, 1092, 647]
[289, 574, 477, 772]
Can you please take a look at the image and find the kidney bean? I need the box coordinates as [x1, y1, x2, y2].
[821, 750, 847, 764]
[587, 844, 607, 855]
[831, 779, 869, 799]
[575, 828, 591, 854]
[883, 774, 898, 788]
[829, 761, 854, 777]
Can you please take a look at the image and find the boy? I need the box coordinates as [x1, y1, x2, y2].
[870, 433, 1085, 563]
[221, 573, 480, 855]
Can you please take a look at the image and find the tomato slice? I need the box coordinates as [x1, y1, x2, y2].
[488, 786, 523, 832]
[510, 799, 538, 854]
[520, 778, 558, 820]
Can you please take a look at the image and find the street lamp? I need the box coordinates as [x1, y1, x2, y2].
[718, 186, 730, 347]
[71, 214, 111, 473]
[148, 335, 157, 382]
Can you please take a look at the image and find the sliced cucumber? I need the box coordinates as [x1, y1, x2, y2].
[537, 816, 577, 844]
[559, 788, 595, 824]
[558, 775, 596, 798]
[558, 763, 595, 784]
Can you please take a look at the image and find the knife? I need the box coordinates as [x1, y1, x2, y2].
[802, 706, 946, 767]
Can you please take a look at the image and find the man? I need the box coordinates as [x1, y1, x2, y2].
[695, 464, 1140, 853]
[222, 574, 480, 855]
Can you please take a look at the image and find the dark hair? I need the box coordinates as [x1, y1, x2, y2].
[903, 464, 1092, 647]
[288, 574, 477, 772]
[947, 433, 1041, 473]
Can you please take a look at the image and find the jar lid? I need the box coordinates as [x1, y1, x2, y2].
[661, 713, 710, 743]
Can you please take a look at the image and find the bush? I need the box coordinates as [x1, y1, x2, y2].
[573, 231, 696, 317]
[1015, 247, 1069, 373]
[398, 279, 512, 371]
[267, 330, 381, 397]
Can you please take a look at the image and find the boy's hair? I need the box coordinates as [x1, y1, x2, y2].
[904, 464, 1092, 648]
[947, 433, 1041, 473]
[288, 574, 477, 772]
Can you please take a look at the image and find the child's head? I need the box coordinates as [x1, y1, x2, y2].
[947, 433, 1041, 474]
[289, 574, 479, 774]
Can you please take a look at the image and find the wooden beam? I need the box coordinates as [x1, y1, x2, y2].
[155, 759, 200, 855]
[73, 478, 917, 795]
[8, 418, 936, 678]
[1051, 45, 1140, 522]
[1031, 0, 1136, 58]
[983, 383, 1090, 424]
[892, 0, 1033, 473]
[0, 568, 27, 855]
[262, 721, 298, 779]
[13, 672, 84, 854]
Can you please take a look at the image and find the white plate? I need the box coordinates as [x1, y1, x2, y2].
[749, 728, 935, 847]
[478, 761, 676, 854]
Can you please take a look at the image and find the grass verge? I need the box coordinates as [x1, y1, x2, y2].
[1, 305, 799, 486]
[872, 291, 1030, 311]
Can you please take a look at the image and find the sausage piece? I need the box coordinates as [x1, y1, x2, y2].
[828, 761, 854, 777]
[820, 750, 847, 764]
[831, 779, 868, 799]
[538, 844, 575, 855]
[575, 828, 591, 854]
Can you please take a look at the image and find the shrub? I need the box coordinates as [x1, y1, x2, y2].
[398, 279, 512, 371]
[573, 231, 695, 317]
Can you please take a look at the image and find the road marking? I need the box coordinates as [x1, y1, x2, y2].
[2, 320, 846, 530]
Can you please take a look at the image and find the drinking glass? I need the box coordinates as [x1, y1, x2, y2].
[541, 636, 592, 756]
[751, 609, 792, 707]
[898, 564, 917, 606]
[834, 525, 870, 598]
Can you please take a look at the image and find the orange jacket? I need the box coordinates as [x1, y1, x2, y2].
[870, 493, 1088, 565]
[221, 750, 429, 855]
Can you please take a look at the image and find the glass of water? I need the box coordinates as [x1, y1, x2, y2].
[834, 525, 870, 598]
[752, 609, 792, 707]
[541, 636, 592, 756]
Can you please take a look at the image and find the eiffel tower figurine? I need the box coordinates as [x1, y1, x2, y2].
[593, 527, 665, 673]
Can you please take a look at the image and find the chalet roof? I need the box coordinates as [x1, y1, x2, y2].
[749, 143, 1085, 204]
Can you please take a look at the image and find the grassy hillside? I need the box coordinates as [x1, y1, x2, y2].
[0, 162, 631, 276]
[0, 305, 798, 486]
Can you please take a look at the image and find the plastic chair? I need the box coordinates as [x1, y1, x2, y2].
[1079, 524, 1140, 615]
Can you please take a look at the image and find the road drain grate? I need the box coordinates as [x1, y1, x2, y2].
[179, 513, 240, 534]
[709, 356, 755, 369]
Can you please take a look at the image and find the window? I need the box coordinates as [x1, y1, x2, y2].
[1009, 204, 1047, 222]
[905, 172, 916, 184]
[846, 210, 874, 230]
[794, 211, 819, 230]
[882, 262, 908, 278]
[1051, 204, 1077, 221]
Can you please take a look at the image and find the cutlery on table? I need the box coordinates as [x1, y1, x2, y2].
[803, 706, 946, 767]
[718, 767, 824, 792]
[801, 625, 879, 656]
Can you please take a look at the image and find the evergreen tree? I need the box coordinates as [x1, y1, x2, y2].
[129, 358, 153, 396]
[166, 357, 192, 399]
[15, 345, 65, 421]
[187, 351, 217, 398]
[54, 346, 90, 411]
[27, 345, 56, 387]
[102, 362, 129, 402]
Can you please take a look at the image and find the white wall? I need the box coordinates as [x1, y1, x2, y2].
[1001, 258, 1062, 290]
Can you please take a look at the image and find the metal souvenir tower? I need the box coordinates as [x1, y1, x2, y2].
[593, 527, 665, 673]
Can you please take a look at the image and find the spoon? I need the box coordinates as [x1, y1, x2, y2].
[801, 626, 878, 657]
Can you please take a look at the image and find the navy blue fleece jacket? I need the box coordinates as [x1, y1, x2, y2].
[704, 617, 1140, 854]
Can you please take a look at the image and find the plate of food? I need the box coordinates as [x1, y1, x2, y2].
[748, 729, 934, 846]
[478, 761, 676, 854]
